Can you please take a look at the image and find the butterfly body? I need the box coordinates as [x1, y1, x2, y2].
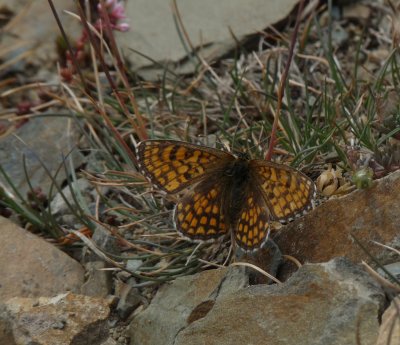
[137, 140, 316, 252]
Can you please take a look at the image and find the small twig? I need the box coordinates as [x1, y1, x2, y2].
[361, 261, 400, 293]
[230, 262, 282, 284]
[266, 0, 306, 160]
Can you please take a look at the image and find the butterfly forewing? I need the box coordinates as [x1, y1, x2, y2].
[174, 180, 227, 240]
[137, 140, 233, 193]
[251, 160, 316, 222]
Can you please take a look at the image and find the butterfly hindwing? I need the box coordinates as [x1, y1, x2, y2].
[174, 180, 227, 241]
[234, 186, 270, 251]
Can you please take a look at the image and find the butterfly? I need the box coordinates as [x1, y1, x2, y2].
[136, 140, 316, 252]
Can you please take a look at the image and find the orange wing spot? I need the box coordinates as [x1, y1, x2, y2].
[177, 204, 183, 211]
[210, 189, 218, 198]
[289, 175, 297, 191]
[153, 169, 162, 177]
[196, 226, 205, 235]
[161, 165, 170, 173]
[280, 172, 289, 184]
[158, 177, 166, 185]
[200, 157, 211, 163]
[273, 188, 280, 197]
[210, 218, 217, 226]
[178, 213, 184, 222]
[186, 212, 194, 222]
[185, 204, 191, 212]
[196, 207, 204, 215]
[177, 165, 189, 174]
[270, 168, 277, 181]
[188, 228, 195, 235]
[242, 235, 247, 243]
[286, 194, 293, 202]
[205, 206, 212, 213]
[201, 198, 208, 207]
[190, 218, 198, 227]
[181, 222, 189, 230]
[176, 147, 187, 159]
[207, 229, 217, 235]
[151, 147, 159, 155]
[162, 145, 173, 157]
[238, 223, 243, 231]
[248, 230, 253, 240]
[167, 181, 179, 190]
[243, 225, 249, 234]
[200, 216, 208, 225]
[167, 171, 177, 180]
[279, 198, 287, 208]
[187, 151, 200, 163]
[172, 161, 182, 168]
[253, 227, 259, 238]
[212, 205, 219, 214]
[194, 194, 201, 202]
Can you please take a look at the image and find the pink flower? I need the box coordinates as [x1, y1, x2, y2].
[97, 0, 130, 32]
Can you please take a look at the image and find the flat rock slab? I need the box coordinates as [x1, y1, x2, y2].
[129, 258, 384, 345]
[0, 116, 84, 197]
[118, 0, 298, 79]
[0, 217, 84, 302]
[0, 293, 110, 345]
[0, 0, 81, 70]
[174, 258, 384, 345]
[129, 266, 248, 345]
[272, 170, 400, 276]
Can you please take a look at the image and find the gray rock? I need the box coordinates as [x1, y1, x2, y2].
[129, 266, 248, 345]
[174, 258, 384, 345]
[81, 261, 112, 298]
[92, 223, 121, 256]
[49, 178, 96, 228]
[117, 0, 298, 79]
[0, 216, 84, 302]
[0, 0, 81, 74]
[115, 278, 143, 320]
[0, 117, 85, 197]
[274, 170, 400, 279]
[377, 261, 400, 281]
[129, 258, 384, 345]
[0, 293, 110, 345]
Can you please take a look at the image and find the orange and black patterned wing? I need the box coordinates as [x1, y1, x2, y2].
[251, 160, 315, 222]
[136, 140, 233, 193]
[174, 180, 227, 241]
[234, 186, 270, 251]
